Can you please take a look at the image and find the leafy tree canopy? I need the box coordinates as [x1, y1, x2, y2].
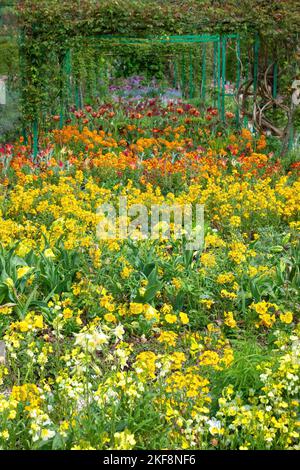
[18, 0, 300, 44]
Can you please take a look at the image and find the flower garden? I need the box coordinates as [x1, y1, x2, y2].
[0, 0, 300, 453]
[0, 87, 299, 450]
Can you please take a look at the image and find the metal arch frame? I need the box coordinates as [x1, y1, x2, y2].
[19, 32, 242, 157]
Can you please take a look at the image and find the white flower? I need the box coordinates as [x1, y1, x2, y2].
[113, 324, 125, 340]
[207, 418, 223, 435]
[75, 328, 109, 352]
[41, 429, 55, 441]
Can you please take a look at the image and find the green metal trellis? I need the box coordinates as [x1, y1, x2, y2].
[19, 33, 242, 157]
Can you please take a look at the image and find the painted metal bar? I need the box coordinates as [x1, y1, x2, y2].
[173, 59, 178, 88]
[98, 54, 104, 100]
[59, 102, 64, 129]
[59, 52, 67, 128]
[189, 49, 194, 99]
[64, 49, 72, 107]
[86, 54, 91, 103]
[217, 38, 221, 115]
[213, 41, 217, 107]
[18, 30, 28, 144]
[181, 51, 186, 97]
[213, 41, 217, 87]
[236, 36, 241, 126]
[33, 118, 38, 158]
[75, 84, 81, 109]
[221, 36, 226, 121]
[93, 50, 98, 98]
[201, 43, 207, 101]
[22, 128, 28, 145]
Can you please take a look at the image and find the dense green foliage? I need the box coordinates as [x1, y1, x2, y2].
[0, 1, 299, 142]
[16, 1, 299, 134]
[19, 1, 300, 40]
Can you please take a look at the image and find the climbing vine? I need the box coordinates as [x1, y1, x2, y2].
[15, 0, 300, 137]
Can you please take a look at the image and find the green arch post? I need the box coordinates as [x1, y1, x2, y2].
[201, 43, 207, 102]
[173, 59, 178, 89]
[33, 118, 38, 159]
[236, 36, 241, 126]
[217, 37, 221, 115]
[189, 49, 194, 99]
[181, 51, 186, 97]
[221, 36, 226, 121]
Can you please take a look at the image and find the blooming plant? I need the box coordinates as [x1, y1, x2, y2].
[0, 90, 299, 450]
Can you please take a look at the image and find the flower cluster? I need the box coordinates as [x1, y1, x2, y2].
[0, 92, 299, 450]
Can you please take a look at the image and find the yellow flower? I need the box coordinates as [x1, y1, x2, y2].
[222, 347, 234, 367]
[200, 299, 214, 309]
[217, 272, 235, 284]
[251, 300, 268, 315]
[0, 305, 13, 315]
[205, 234, 226, 248]
[121, 266, 133, 279]
[44, 248, 56, 259]
[17, 266, 31, 279]
[114, 430, 136, 450]
[139, 287, 146, 296]
[129, 303, 144, 315]
[229, 215, 241, 227]
[165, 313, 177, 324]
[161, 304, 173, 315]
[144, 304, 160, 322]
[228, 242, 247, 264]
[172, 278, 182, 289]
[199, 350, 220, 367]
[179, 312, 189, 325]
[170, 352, 186, 369]
[104, 313, 117, 323]
[11, 312, 43, 333]
[224, 311, 237, 328]
[63, 308, 73, 319]
[11, 383, 41, 410]
[8, 410, 17, 420]
[248, 266, 259, 277]
[257, 313, 275, 328]
[134, 351, 157, 379]
[201, 252, 216, 268]
[1, 430, 9, 440]
[16, 242, 32, 257]
[157, 331, 178, 347]
[221, 289, 237, 300]
[251, 301, 278, 328]
[280, 311, 293, 324]
[34, 315, 44, 329]
[3, 277, 14, 289]
[18, 320, 30, 332]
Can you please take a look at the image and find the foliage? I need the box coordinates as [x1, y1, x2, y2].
[18, 1, 300, 40]
[0, 96, 299, 448]
[14, 1, 300, 142]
